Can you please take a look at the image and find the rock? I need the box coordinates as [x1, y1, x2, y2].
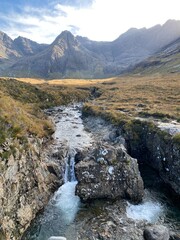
[170, 233, 180, 240]
[75, 143, 144, 203]
[144, 225, 170, 240]
[0, 137, 63, 240]
[48, 237, 67, 240]
[122, 120, 180, 200]
[74, 151, 85, 164]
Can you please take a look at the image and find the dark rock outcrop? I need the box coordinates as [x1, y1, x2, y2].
[122, 120, 180, 201]
[0, 137, 65, 240]
[75, 143, 144, 203]
[143, 225, 170, 240]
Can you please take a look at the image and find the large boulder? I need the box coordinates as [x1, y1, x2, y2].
[143, 225, 170, 240]
[75, 143, 144, 203]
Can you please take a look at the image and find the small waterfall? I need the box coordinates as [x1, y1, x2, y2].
[53, 149, 80, 225]
[22, 105, 93, 240]
[64, 149, 77, 183]
[23, 105, 180, 240]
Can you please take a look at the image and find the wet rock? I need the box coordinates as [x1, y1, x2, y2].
[122, 120, 180, 200]
[144, 225, 170, 240]
[48, 237, 67, 240]
[75, 151, 85, 164]
[0, 137, 63, 240]
[75, 143, 144, 203]
[170, 233, 180, 240]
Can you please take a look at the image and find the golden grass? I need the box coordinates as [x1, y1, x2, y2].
[16, 78, 46, 84]
[0, 77, 92, 143]
[0, 91, 53, 139]
[5, 74, 180, 121]
[43, 74, 180, 122]
[92, 74, 180, 121]
[16, 77, 113, 86]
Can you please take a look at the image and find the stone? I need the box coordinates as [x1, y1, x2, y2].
[144, 225, 170, 240]
[48, 237, 67, 240]
[122, 120, 180, 200]
[0, 137, 62, 240]
[170, 233, 180, 240]
[75, 143, 144, 203]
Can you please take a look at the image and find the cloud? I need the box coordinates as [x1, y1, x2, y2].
[68, 25, 80, 35]
[0, 0, 95, 43]
[23, 5, 67, 18]
[0, 0, 179, 44]
[54, 0, 95, 9]
[0, 3, 69, 43]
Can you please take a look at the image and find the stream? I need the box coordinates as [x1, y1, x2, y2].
[22, 104, 180, 240]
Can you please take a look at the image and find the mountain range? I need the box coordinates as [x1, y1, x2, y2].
[0, 19, 180, 78]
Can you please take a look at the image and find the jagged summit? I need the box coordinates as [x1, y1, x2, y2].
[0, 19, 180, 78]
[14, 36, 47, 56]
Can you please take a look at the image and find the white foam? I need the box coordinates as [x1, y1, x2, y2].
[108, 166, 114, 175]
[126, 200, 164, 223]
[54, 181, 80, 224]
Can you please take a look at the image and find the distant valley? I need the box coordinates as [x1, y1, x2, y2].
[0, 19, 180, 78]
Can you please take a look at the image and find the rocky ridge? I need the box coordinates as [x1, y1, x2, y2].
[0, 136, 67, 240]
[1, 19, 180, 78]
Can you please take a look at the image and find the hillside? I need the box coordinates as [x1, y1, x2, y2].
[7, 31, 106, 79]
[0, 77, 90, 145]
[131, 37, 180, 74]
[1, 20, 180, 78]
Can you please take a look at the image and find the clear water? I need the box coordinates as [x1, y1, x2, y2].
[22, 105, 180, 239]
[22, 105, 93, 240]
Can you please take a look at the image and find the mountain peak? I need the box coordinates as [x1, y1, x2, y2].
[54, 30, 74, 42]
[164, 19, 180, 25]
[52, 30, 78, 48]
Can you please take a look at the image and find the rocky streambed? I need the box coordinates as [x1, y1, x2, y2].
[21, 104, 180, 240]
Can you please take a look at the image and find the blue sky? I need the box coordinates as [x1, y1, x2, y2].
[0, 0, 179, 43]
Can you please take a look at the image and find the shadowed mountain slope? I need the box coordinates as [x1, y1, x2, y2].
[1, 19, 180, 78]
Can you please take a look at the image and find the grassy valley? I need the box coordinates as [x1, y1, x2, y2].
[82, 74, 180, 122]
[1, 73, 179, 145]
[0, 78, 90, 145]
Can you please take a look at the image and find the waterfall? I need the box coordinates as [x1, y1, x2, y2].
[64, 149, 77, 183]
[23, 105, 180, 240]
[53, 149, 80, 225]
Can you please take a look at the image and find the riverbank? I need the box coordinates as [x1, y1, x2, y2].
[0, 75, 179, 239]
[22, 105, 180, 240]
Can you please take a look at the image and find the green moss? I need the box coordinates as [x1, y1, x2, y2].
[0, 151, 11, 160]
[173, 134, 180, 145]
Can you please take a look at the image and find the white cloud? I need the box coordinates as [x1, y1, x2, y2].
[1, 0, 180, 43]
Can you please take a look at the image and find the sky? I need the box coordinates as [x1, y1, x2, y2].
[0, 0, 179, 43]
